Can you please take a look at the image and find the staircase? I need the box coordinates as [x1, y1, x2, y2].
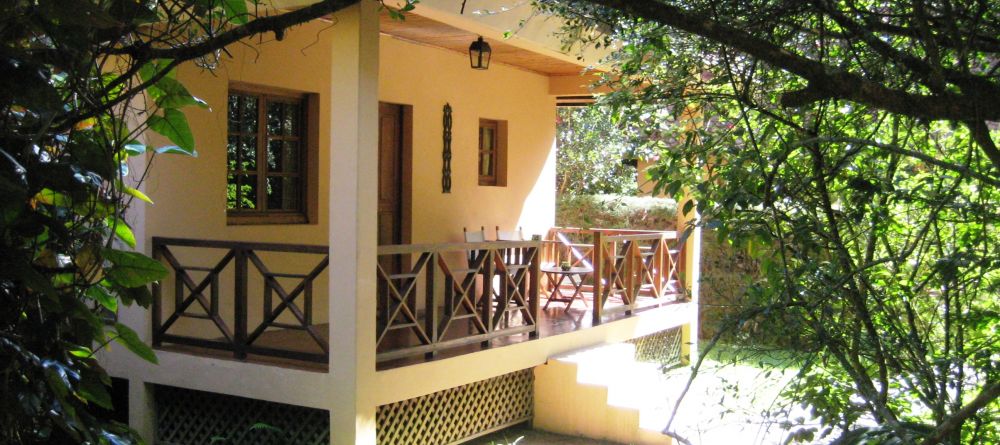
[533, 343, 676, 445]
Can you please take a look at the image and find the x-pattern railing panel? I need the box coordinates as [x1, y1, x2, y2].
[544, 228, 686, 325]
[157, 246, 236, 342]
[246, 251, 329, 354]
[375, 240, 540, 362]
[436, 252, 489, 338]
[492, 250, 537, 328]
[153, 237, 330, 363]
[376, 252, 433, 347]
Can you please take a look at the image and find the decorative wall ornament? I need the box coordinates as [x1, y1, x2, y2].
[442, 103, 453, 193]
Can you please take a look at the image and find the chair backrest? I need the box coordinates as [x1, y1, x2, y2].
[463, 226, 487, 243]
[495, 226, 526, 241]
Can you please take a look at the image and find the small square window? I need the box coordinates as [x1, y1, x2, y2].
[478, 119, 507, 186]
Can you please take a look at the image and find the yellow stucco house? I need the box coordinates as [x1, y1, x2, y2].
[101, 1, 701, 444]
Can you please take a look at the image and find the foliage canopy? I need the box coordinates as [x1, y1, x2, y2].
[0, 0, 395, 442]
[556, 106, 648, 195]
[538, 1, 1000, 444]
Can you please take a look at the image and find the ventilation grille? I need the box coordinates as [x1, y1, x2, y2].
[376, 369, 533, 445]
[155, 385, 329, 445]
[629, 327, 684, 367]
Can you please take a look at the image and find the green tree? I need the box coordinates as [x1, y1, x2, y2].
[0, 0, 416, 442]
[538, 1, 1000, 444]
[556, 105, 646, 195]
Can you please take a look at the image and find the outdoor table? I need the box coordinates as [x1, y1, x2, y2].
[541, 265, 593, 311]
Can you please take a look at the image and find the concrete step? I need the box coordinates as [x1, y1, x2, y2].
[534, 343, 675, 445]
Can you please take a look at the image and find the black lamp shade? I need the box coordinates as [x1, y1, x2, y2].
[469, 36, 491, 70]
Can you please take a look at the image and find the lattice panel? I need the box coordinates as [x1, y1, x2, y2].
[377, 369, 533, 445]
[155, 385, 329, 445]
[629, 327, 683, 367]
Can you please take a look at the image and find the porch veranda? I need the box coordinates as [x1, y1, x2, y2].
[150, 227, 689, 371]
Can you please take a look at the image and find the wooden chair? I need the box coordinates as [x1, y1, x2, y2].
[463, 226, 488, 243]
[495, 226, 526, 264]
[493, 226, 532, 328]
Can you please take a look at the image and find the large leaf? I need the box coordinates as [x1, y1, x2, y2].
[113, 323, 157, 364]
[106, 216, 136, 248]
[102, 248, 167, 288]
[138, 59, 175, 83]
[84, 286, 117, 312]
[77, 370, 113, 410]
[122, 184, 153, 204]
[149, 76, 208, 109]
[147, 109, 195, 153]
[222, 0, 250, 25]
[154, 144, 198, 157]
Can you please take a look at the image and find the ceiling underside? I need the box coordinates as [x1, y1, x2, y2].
[379, 13, 586, 76]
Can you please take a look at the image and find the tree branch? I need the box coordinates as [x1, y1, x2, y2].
[966, 120, 1000, 173]
[108, 0, 360, 61]
[791, 136, 1000, 186]
[918, 381, 1000, 445]
[563, 1, 1000, 132]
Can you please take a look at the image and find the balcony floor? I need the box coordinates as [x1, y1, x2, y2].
[158, 291, 687, 372]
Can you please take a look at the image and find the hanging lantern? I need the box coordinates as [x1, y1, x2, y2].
[469, 36, 491, 70]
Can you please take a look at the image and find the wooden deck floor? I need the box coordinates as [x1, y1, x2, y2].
[158, 291, 686, 372]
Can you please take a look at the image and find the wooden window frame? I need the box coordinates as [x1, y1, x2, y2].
[226, 82, 319, 225]
[478, 118, 508, 187]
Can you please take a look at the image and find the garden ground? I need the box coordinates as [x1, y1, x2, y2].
[475, 345, 820, 445]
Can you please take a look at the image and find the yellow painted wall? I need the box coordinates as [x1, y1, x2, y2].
[144, 20, 335, 243]
[143, 19, 341, 331]
[378, 34, 557, 243]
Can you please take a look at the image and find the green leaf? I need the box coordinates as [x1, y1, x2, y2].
[123, 141, 147, 157]
[147, 109, 195, 153]
[68, 345, 93, 358]
[34, 188, 72, 207]
[102, 248, 167, 288]
[118, 284, 153, 307]
[85, 286, 118, 312]
[154, 145, 198, 157]
[106, 216, 136, 248]
[222, 0, 249, 25]
[114, 323, 158, 364]
[150, 76, 208, 109]
[78, 371, 113, 410]
[138, 60, 174, 83]
[123, 184, 153, 204]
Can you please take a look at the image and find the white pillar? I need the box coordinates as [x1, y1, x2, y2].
[677, 200, 701, 366]
[327, 2, 380, 444]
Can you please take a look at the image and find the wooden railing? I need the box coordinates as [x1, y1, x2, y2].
[376, 240, 541, 362]
[152, 237, 330, 363]
[544, 228, 685, 324]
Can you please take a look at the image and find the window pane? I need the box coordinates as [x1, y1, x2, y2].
[240, 136, 256, 170]
[266, 176, 300, 210]
[267, 140, 300, 173]
[241, 96, 258, 134]
[284, 103, 300, 136]
[480, 152, 493, 177]
[481, 127, 494, 151]
[227, 95, 240, 133]
[268, 139, 282, 171]
[226, 174, 237, 209]
[227, 136, 239, 170]
[238, 175, 257, 209]
[283, 141, 299, 172]
[267, 102, 283, 135]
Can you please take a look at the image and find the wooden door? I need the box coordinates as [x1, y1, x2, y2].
[378, 102, 403, 248]
[377, 102, 412, 346]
